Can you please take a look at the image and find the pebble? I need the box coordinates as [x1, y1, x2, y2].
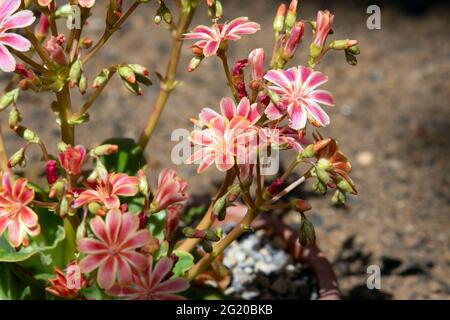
[222, 231, 316, 299]
[356, 151, 374, 166]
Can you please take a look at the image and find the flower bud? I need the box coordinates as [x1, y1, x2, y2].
[46, 159, 59, 184]
[291, 199, 312, 212]
[44, 35, 68, 66]
[93, 68, 111, 88]
[19, 127, 40, 144]
[212, 195, 227, 221]
[118, 66, 136, 84]
[202, 240, 213, 253]
[347, 45, 360, 55]
[15, 64, 35, 80]
[182, 227, 205, 239]
[336, 178, 354, 194]
[204, 229, 220, 242]
[78, 74, 87, 94]
[129, 64, 150, 77]
[263, 178, 284, 199]
[285, 0, 298, 31]
[157, 2, 172, 25]
[345, 50, 358, 66]
[299, 213, 316, 246]
[91, 144, 118, 156]
[330, 39, 356, 50]
[69, 59, 83, 88]
[49, 179, 65, 199]
[35, 14, 49, 42]
[8, 148, 26, 168]
[137, 170, 149, 195]
[215, 0, 223, 19]
[164, 205, 182, 241]
[282, 21, 304, 59]
[58, 196, 70, 218]
[80, 37, 93, 49]
[273, 4, 286, 34]
[248, 48, 265, 82]
[297, 144, 315, 160]
[332, 189, 346, 205]
[188, 55, 203, 72]
[0, 89, 19, 111]
[8, 107, 21, 130]
[88, 202, 103, 215]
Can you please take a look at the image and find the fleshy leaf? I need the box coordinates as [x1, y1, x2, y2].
[172, 250, 194, 278]
[99, 138, 146, 175]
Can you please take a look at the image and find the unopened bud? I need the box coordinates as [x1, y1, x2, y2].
[345, 50, 358, 66]
[299, 213, 316, 246]
[93, 68, 110, 88]
[273, 4, 286, 34]
[118, 66, 136, 84]
[46, 159, 59, 184]
[8, 107, 21, 130]
[88, 202, 102, 215]
[202, 240, 213, 253]
[49, 179, 65, 199]
[78, 74, 87, 94]
[297, 144, 315, 160]
[188, 56, 203, 72]
[204, 229, 220, 242]
[69, 59, 83, 88]
[0, 89, 19, 111]
[347, 44, 360, 55]
[330, 39, 359, 51]
[80, 37, 93, 49]
[91, 144, 118, 156]
[285, 0, 298, 31]
[129, 64, 150, 77]
[8, 148, 26, 168]
[332, 189, 346, 205]
[267, 89, 280, 105]
[290, 199, 312, 212]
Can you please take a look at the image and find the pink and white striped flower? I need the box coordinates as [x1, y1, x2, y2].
[183, 17, 260, 57]
[77, 209, 151, 289]
[151, 169, 188, 212]
[106, 255, 189, 300]
[192, 96, 260, 128]
[58, 144, 86, 176]
[264, 66, 334, 130]
[0, 0, 35, 72]
[258, 126, 306, 153]
[248, 48, 265, 82]
[0, 172, 40, 248]
[186, 97, 260, 173]
[74, 173, 139, 210]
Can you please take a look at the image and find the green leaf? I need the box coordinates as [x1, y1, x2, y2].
[99, 138, 146, 175]
[80, 282, 112, 300]
[172, 250, 194, 278]
[0, 263, 26, 299]
[146, 210, 166, 240]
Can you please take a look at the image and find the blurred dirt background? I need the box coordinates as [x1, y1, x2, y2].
[0, 0, 449, 299]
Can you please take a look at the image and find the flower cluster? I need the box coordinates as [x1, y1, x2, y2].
[0, 0, 359, 301]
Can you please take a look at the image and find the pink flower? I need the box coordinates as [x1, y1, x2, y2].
[186, 97, 261, 173]
[78, 0, 96, 8]
[0, 0, 35, 72]
[74, 173, 139, 210]
[312, 10, 334, 48]
[264, 66, 334, 130]
[58, 145, 86, 176]
[0, 172, 40, 248]
[192, 96, 260, 128]
[106, 255, 189, 300]
[77, 209, 151, 289]
[248, 48, 265, 82]
[183, 17, 260, 57]
[152, 169, 188, 212]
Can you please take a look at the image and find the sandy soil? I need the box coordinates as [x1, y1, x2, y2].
[0, 0, 448, 299]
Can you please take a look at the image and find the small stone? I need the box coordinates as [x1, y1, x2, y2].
[241, 289, 259, 300]
[235, 251, 246, 262]
[356, 151, 374, 166]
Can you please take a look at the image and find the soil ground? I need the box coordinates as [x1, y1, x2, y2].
[0, 0, 448, 299]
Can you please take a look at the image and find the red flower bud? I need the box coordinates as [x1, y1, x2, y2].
[46, 160, 58, 185]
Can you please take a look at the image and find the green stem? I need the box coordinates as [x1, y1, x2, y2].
[56, 85, 75, 145]
[138, 7, 196, 150]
